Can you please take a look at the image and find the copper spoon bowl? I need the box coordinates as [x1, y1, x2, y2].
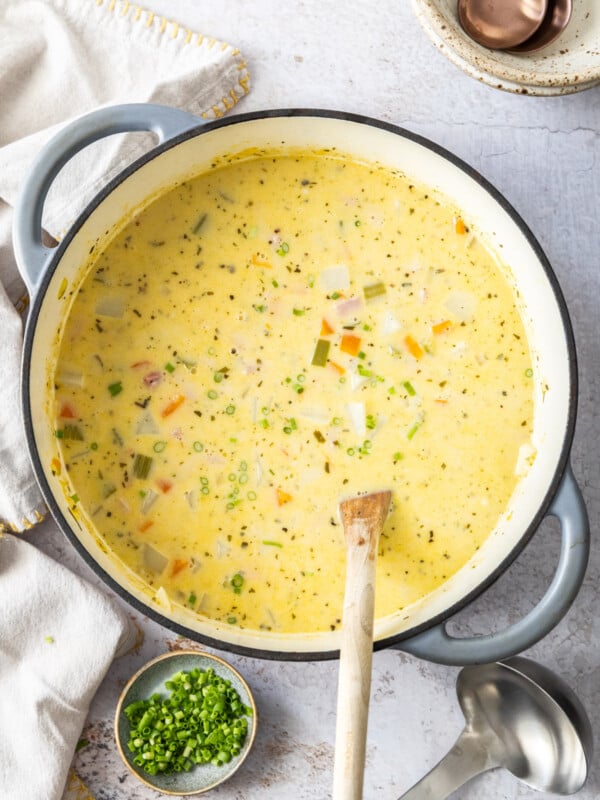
[508, 0, 573, 53]
[458, 0, 548, 50]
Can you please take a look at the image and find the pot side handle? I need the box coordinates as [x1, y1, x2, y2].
[13, 103, 201, 294]
[395, 464, 589, 666]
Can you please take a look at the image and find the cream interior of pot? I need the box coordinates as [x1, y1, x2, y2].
[27, 115, 571, 654]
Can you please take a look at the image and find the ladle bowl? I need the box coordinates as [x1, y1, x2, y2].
[399, 656, 593, 798]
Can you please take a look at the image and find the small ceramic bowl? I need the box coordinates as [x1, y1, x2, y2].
[115, 650, 257, 795]
[411, 0, 600, 95]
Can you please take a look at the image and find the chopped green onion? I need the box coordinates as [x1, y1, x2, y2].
[407, 422, 421, 441]
[311, 338, 331, 367]
[292, 308, 305, 316]
[354, 219, 362, 227]
[247, 491, 257, 501]
[231, 573, 244, 594]
[525, 368, 533, 378]
[357, 364, 373, 378]
[90, 441, 98, 450]
[363, 282, 386, 300]
[124, 667, 251, 776]
[207, 390, 218, 400]
[76, 738, 89, 752]
[193, 441, 204, 452]
[393, 452, 404, 462]
[213, 371, 224, 383]
[108, 381, 123, 397]
[225, 405, 236, 415]
[366, 414, 376, 430]
[164, 362, 176, 373]
[403, 380, 416, 396]
[276, 242, 290, 256]
[133, 454, 153, 479]
[253, 304, 266, 313]
[262, 540, 283, 548]
[272, 279, 279, 288]
[153, 441, 167, 453]
[227, 616, 238, 624]
[45, 635, 54, 644]
[187, 592, 197, 605]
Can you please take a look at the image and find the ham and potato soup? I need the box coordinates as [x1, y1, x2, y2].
[52, 152, 534, 635]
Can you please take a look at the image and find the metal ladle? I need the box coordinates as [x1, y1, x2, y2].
[398, 657, 593, 799]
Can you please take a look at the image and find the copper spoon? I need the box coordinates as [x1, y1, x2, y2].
[508, 0, 572, 53]
[458, 0, 548, 50]
[332, 490, 392, 800]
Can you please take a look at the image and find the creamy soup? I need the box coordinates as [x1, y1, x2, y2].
[52, 152, 534, 634]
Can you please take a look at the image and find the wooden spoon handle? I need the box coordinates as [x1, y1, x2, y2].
[333, 491, 391, 800]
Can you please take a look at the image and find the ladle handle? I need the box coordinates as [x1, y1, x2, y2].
[396, 463, 589, 665]
[12, 103, 200, 295]
[397, 728, 499, 799]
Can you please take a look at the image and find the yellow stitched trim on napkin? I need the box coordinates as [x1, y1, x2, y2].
[63, 770, 95, 800]
[0, 508, 48, 534]
[94, 0, 251, 120]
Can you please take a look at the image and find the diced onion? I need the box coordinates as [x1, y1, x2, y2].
[141, 489, 158, 514]
[57, 369, 84, 388]
[335, 296, 362, 318]
[154, 585, 172, 612]
[135, 412, 160, 435]
[445, 291, 476, 321]
[347, 402, 366, 437]
[144, 545, 168, 574]
[319, 264, 350, 292]
[95, 295, 125, 318]
[381, 310, 401, 336]
[350, 371, 368, 391]
[185, 489, 198, 511]
[299, 407, 330, 424]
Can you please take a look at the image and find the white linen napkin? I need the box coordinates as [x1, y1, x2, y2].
[0, 3, 250, 798]
[0, 0, 250, 531]
[0, 534, 134, 800]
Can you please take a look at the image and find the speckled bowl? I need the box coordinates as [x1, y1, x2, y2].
[114, 650, 257, 795]
[411, 0, 600, 95]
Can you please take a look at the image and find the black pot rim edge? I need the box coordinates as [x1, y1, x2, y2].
[22, 108, 578, 662]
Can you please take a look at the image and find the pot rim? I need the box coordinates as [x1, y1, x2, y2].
[21, 108, 579, 660]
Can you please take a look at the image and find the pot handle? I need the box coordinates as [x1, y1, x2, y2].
[395, 464, 589, 665]
[13, 103, 201, 294]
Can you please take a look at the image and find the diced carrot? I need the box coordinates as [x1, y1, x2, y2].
[340, 334, 362, 356]
[432, 320, 453, 336]
[139, 519, 154, 532]
[276, 488, 293, 506]
[170, 558, 188, 577]
[130, 360, 151, 369]
[156, 478, 173, 494]
[51, 458, 61, 475]
[59, 402, 78, 419]
[404, 335, 424, 360]
[251, 253, 272, 269]
[455, 218, 467, 235]
[321, 318, 334, 336]
[161, 394, 185, 418]
[329, 361, 346, 376]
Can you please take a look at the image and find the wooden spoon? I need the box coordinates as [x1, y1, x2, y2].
[332, 490, 392, 800]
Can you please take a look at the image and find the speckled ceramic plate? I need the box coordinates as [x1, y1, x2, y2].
[114, 651, 257, 795]
[411, 0, 600, 95]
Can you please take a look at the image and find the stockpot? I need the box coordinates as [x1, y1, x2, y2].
[14, 104, 590, 664]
